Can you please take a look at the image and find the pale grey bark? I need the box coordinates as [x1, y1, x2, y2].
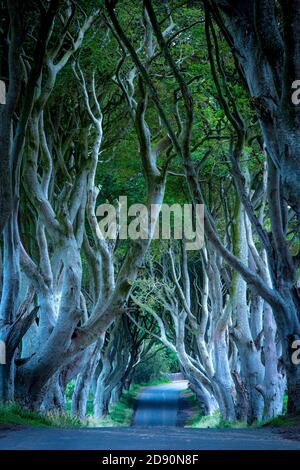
[209, 0, 300, 415]
[231, 202, 264, 423]
[71, 338, 104, 419]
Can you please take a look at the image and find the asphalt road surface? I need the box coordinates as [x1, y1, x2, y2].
[0, 381, 299, 450]
[133, 381, 188, 427]
[0, 426, 300, 450]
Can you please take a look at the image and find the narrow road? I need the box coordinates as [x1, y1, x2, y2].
[0, 426, 299, 450]
[133, 381, 188, 427]
[1, 381, 299, 450]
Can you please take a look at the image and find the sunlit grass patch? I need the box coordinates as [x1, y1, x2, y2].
[187, 409, 248, 429]
[187, 410, 222, 428]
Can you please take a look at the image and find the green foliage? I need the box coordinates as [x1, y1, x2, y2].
[0, 402, 82, 428]
[108, 386, 140, 426]
[65, 380, 76, 401]
[132, 345, 178, 384]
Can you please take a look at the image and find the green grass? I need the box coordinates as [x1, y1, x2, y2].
[188, 411, 222, 428]
[259, 414, 300, 428]
[184, 390, 247, 429]
[189, 408, 300, 430]
[190, 413, 299, 430]
[187, 408, 248, 429]
[256, 394, 300, 428]
[0, 402, 82, 428]
[185, 390, 298, 429]
[88, 385, 140, 427]
[0, 377, 171, 429]
[218, 418, 248, 429]
[180, 389, 219, 428]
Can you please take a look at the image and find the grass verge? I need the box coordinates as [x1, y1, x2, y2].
[0, 402, 82, 428]
[0, 377, 171, 429]
[259, 415, 300, 428]
[187, 409, 247, 429]
[88, 385, 141, 427]
[184, 390, 247, 429]
[184, 390, 299, 429]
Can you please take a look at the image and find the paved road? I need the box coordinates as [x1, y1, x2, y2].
[0, 426, 299, 450]
[133, 381, 188, 427]
[0, 382, 299, 450]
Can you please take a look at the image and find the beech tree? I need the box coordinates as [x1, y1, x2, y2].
[206, 0, 300, 416]
[1, 0, 174, 409]
[1, 0, 300, 424]
[105, 0, 300, 417]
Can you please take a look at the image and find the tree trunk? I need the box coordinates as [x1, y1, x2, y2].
[71, 341, 102, 419]
[213, 329, 236, 422]
[41, 372, 66, 413]
[0, 215, 20, 401]
[187, 375, 217, 416]
[259, 303, 285, 419]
